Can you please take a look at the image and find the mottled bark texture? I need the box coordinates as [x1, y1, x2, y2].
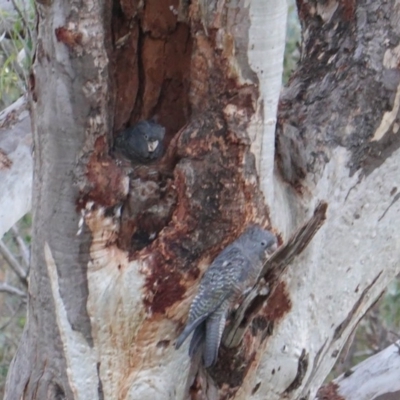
[278, 0, 400, 184]
[5, 0, 113, 397]
[268, 0, 400, 399]
[5, 0, 400, 399]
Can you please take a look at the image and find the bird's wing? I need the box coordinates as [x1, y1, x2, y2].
[176, 246, 249, 350]
[176, 313, 209, 349]
[197, 245, 252, 304]
[175, 291, 230, 350]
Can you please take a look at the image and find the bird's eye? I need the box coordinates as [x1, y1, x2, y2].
[261, 241, 266, 246]
[144, 134, 149, 140]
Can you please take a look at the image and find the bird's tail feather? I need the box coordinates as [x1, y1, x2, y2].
[176, 314, 208, 350]
[203, 311, 227, 368]
[189, 322, 206, 357]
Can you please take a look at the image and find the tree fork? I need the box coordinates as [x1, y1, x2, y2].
[5, 0, 285, 399]
[6, 0, 400, 399]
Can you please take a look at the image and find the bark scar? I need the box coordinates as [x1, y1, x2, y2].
[0, 148, 12, 169]
[378, 192, 400, 221]
[55, 27, 83, 49]
[284, 349, 309, 393]
[316, 382, 345, 400]
[333, 270, 383, 340]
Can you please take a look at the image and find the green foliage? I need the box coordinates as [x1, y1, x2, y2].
[19, 213, 32, 244]
[0, 0, 35, 109]
[382, 280, 400, 328]
[0, 50, 22, 107]
[17, 315, 26, 329]
[0, 212, 31, 397]
[283, 0, 301, 84]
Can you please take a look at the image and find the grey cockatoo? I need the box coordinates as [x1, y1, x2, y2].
[176, 225, 277, 367]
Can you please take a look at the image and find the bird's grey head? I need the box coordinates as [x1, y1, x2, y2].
[238, 225, 277, 259]
[136, 120, 166, 153]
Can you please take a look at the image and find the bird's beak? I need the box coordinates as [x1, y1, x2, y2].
[267, 242, 278, 255]
[148, 140, 159, 153]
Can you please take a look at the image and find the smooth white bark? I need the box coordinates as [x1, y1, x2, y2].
[45, 242, 99, 399]
[253, 143, 400, 399]
[248, 0, 287, 210]
[334, 341, 400, 400]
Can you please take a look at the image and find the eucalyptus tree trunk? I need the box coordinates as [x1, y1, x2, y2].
[4, 0, 400, 400]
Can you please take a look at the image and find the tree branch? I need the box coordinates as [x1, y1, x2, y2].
[0, 240, 28, 286]
[9, 0, 33, 47]
[0, 281, 26, 297]
[10, 225, 30, 269]
[0, 96, 32, 240]
[317, 341, 400, 400]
